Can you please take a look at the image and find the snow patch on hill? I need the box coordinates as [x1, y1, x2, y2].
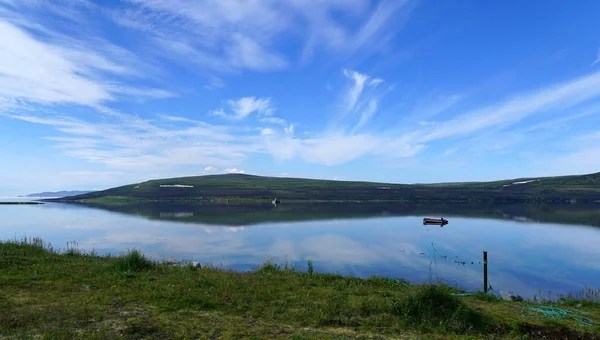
[502, 179, 540, 187]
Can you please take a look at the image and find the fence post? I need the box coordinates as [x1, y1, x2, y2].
[483, 251, 488, 293]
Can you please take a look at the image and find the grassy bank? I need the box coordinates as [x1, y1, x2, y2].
[1, 239, 599, 339]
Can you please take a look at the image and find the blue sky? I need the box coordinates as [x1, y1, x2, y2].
[1, 0, 600, 195]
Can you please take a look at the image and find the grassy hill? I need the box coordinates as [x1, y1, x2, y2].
[50, 172, 600, 204]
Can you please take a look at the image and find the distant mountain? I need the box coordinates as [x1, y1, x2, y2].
[47, 172, 600, 204]
[22, 191, 93, 198]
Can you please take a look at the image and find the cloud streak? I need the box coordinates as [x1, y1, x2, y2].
[110, 0, 414, 73]
[0, 10, 169, 108]
[593, 48, 600, 66]
[418, 70, 600, 143]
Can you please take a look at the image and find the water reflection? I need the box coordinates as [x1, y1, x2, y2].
[1, 201, 599, 299]
[159, 212, 194, 218]
[55, 201, 600, 228]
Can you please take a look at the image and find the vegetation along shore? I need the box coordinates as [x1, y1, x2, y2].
[1, 237, 599, 339]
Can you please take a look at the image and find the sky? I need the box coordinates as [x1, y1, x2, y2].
[1, 0, 600, 195]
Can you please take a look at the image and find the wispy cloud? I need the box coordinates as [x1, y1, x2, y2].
[212, 97, 276, 120]
[203, 166, 219, 173]
[203, 76, 226, 90]
[260, 117, 287, 126]
[109, 0, 414, 72]
[1, 108, 258, 173]
[593, 48, 600, 66]
[418, 70, 600, 143]
[0, 7, 169, 108]
[334, 69, 388, 132]
[408, 94, 462, 121]
[351, 0, 413, 54]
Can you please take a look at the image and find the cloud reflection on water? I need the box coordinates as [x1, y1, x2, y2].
[1, 202, 599, 298]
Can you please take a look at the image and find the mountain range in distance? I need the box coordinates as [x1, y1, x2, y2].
[21, 191, 93, 198]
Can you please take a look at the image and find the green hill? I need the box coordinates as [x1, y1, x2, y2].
[49, 172, 600, 204]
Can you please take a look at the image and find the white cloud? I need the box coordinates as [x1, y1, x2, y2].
[418, 70, 600, 143]
[0, 20, 111, 106]
[0, 15, 168, 107]
[260, 117, 287, 125]
[110, 0, 414, 72]
[409, 94, 462, 121]
[225, 34, 287, 71]
[210, 108, 227, 117]
[336, 69, 388, 132]
[343, 69, 370, 111]
[261, 128, 276, 136]
[203, 165, 219, 173]
[1, 109, 259, 173]
[203, 76, 226, 90]
[229, 97, 274, 118]
[106, 86, 175, 100]
[351, 0, 412, 54]
[593, 48, 600, 66]
[213, 97, 276, 120]
[224, 168, 246, 174]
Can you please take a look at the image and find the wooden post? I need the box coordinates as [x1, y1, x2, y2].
[483, 251, 488, 293]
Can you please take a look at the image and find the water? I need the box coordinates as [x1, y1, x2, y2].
[1, 199, 600, 299]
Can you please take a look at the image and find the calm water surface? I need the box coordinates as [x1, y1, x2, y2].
[1, 200, 600, 299]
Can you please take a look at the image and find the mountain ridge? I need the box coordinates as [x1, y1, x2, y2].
[21, 190, 93, 198]
[47, 172, 600, 204]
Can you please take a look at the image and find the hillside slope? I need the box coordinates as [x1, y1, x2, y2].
[50, 172, 600, 204]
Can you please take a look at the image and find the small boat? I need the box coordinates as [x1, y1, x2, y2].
[423, 217, 448, 225]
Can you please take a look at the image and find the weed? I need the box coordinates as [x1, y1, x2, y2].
[391, 285, 494, 333]
[113, 250, 156, 272]
[473, 291, 501, 302]
[307, 260, 314, 275]
[257, 256, 282, 272]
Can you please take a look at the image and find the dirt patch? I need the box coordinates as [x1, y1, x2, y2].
[519, 323, 599, 340]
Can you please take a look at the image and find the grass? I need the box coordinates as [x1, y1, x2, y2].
[391, 285, 493, 333]
[1, 238, 600, 339]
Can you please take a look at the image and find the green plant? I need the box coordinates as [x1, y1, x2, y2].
[473, 291, 501, 302]
[307, 260, 314, 275]
[113, 250, 156, 272]
[257, 257, 281, 272]
[392, 285, 493, 333]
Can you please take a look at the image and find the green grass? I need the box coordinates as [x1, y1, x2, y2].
[113, 249, 157, 272]
[1, 238, 599, 339]
[391, 285, 493, 333]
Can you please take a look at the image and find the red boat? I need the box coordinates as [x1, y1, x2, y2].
[423, 217, 448, 225]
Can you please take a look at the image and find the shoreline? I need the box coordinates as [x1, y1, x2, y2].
[0, 201, 44, 205]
